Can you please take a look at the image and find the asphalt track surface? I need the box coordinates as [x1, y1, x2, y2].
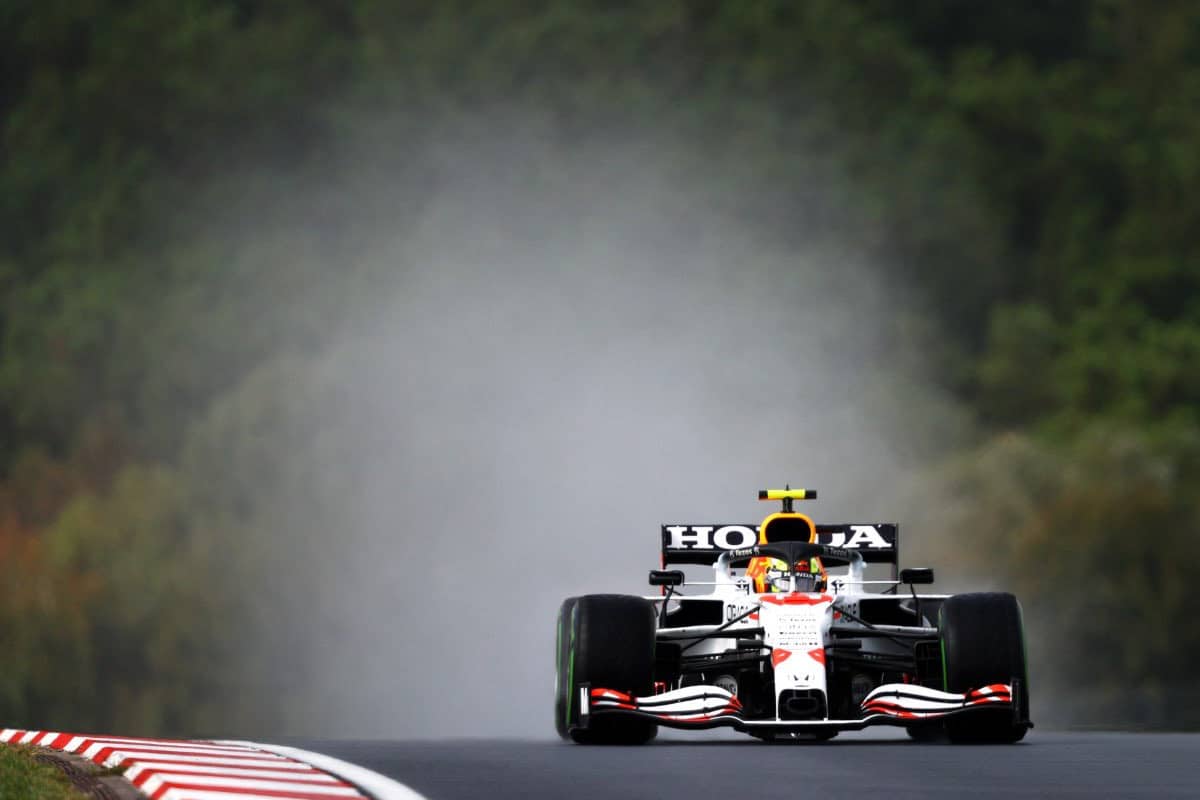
[296, 730, 1200, 800]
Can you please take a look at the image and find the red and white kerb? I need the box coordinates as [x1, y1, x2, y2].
[0, 729, 369, 800]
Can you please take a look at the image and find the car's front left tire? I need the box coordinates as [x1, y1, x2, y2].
[939, 591, 1031, 744]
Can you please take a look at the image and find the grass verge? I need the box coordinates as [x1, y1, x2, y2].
[0, 744, 88, 799]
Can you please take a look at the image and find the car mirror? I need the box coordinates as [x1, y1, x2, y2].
[648, 569, 685, 587]
[900, 567, 934, 585]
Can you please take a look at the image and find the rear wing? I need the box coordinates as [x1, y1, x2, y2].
[661, 523, 899, 577]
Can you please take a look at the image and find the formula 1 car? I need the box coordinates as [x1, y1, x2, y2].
[555, 488, 1032, 744]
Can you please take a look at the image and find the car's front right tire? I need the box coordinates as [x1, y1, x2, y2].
[555, 593, 657, 745]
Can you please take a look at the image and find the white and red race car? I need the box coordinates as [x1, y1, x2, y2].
[555, 488, 1032, 744]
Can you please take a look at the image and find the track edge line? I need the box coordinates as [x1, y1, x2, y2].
[216, 739, 427, 800]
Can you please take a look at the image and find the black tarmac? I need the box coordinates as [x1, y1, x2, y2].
[296, 730, 1200, 800]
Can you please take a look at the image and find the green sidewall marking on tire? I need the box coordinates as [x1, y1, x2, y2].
[555, 611, 562, 697]
[566, 605, 578, 725]
[1016, 602, 1030, 709]
[940, 638, 949, 691]
[938, 606, 948, 691]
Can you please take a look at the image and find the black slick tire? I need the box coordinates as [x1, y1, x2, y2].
[939, 592, 1030, 744]
[555, 594, 657, 745]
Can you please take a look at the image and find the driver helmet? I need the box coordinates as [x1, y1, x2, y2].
[747, 555, 827, 593]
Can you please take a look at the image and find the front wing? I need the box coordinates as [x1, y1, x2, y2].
[578, 682, 1017, 734]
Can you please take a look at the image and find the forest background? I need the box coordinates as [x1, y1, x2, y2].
[2, 0, 1198, 736]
